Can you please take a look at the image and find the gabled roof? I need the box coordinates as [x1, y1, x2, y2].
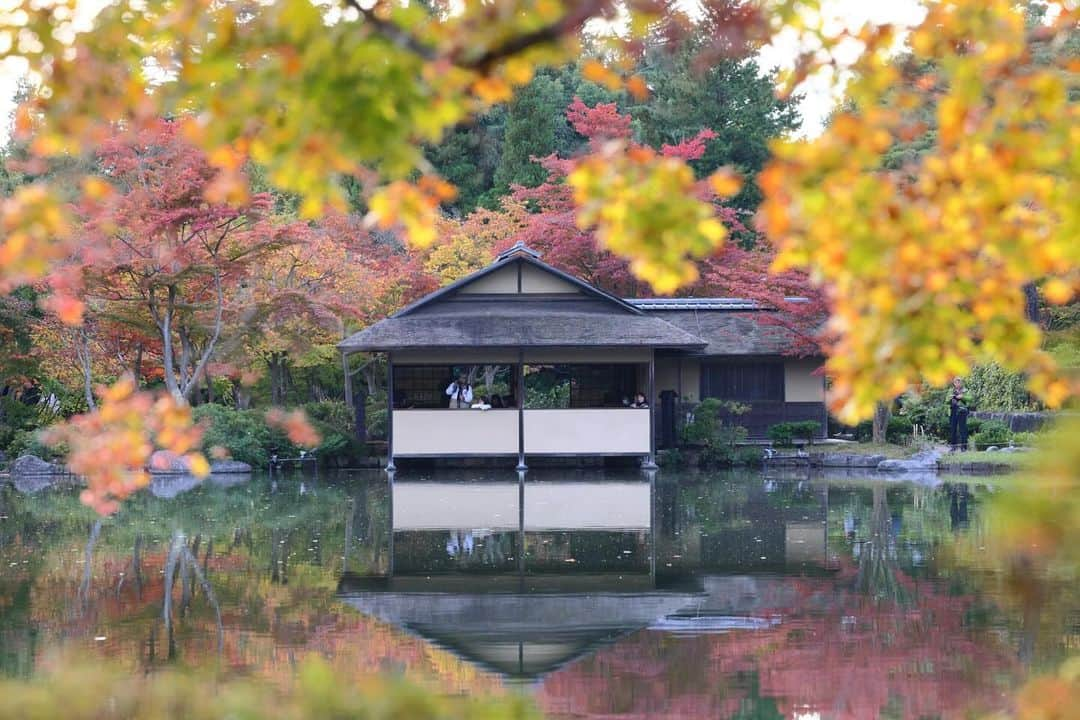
[338, 298, 707, 351]
[391, 242, 643, 318]
[339, 244, 708, 352]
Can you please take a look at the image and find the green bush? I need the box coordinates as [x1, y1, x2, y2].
[302, 400, 366, 466]
[700, 443, 735, 468]
[1011, 431, 1038, 447]
[656, 448, 685, 468]
[193, 405, 296, 469]
[683, 399, 749, 468]
[683, 398, 748, 444]
[899, 387, 952, 439]
[965, 363, 1039, 411]
[886, 415, 913, 444]
[734, 445, 765, 467]
[971, 419, 1012, 450]
[5, 427, 66, 460]
[767, 420, 820, 447]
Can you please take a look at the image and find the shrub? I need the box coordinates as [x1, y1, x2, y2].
[898, 387, 954, 440]
[5, 427, 65, 460]
[683, 399, 749, 468]
[193, 405, 295, 469]
[683, 398, 748, 445]
[971, 419, 1012, 450]
[767, 421, 820, 447]
[965, 363, 1039, 411]
[734, 445, 764, 467]
[1011, 431, 1038, 447]
[657, 448, 685, 468]
[886, 415, 913, 444]
[302, 400, 366, 466]
[700, 443, 735, 468]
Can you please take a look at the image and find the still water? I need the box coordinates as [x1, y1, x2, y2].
[0, 468, 1071, 718]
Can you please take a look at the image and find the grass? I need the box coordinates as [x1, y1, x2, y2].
[938, 449, 1034, 470]
[806, 442, 918, 459]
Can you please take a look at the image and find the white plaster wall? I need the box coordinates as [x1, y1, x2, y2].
[520, 263, 581, 294]
[457, 265, 518, 294]
[680, 362, 701, 403]
[784, 521, 826, 565]
[525, 481, 650, 529]
[391, 481, 651, 530]
[784, 359, 825, 402]
[393, 482, 519, 530]
[523, 409, 650, 454]
[393, 409, 519, 455]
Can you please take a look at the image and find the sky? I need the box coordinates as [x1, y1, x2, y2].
[0, 0, 927, 144]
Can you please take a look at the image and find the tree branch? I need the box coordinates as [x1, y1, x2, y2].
[344, 0, 611, 72]
[454, 0, 611, 72]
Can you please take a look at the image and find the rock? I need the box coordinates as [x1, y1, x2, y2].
[149, 473, 202, 498]
[148, 450, 190, 473]
[817, 453, 886, 468]
[877, 449, 943, 473]
[985, 446, 999, 452]
[13, 474, 58, 494]
[1000, 446, 1030, 453]
[207, 472, 250, 489]
[10, 454, 60, 476]
[210, 459, 252, 474]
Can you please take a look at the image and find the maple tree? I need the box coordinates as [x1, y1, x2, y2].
[73, 120, 285, 404]
[0, 0, 1073, 421]
[485, 97, 826, 350]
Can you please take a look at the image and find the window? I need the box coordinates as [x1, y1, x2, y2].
[701, 361, 783, 402]
[524, 364, 643, 409]
[393, 366, 452, 408]
[393, 365, 517, 408]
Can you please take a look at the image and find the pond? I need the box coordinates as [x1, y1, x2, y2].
[0, 468, 1073, 719]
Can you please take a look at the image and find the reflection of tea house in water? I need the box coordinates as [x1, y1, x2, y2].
[338, 243, 827, 470]
[338, 475, 829, 681]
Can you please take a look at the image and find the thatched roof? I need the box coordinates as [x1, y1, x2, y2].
[339, 297, 706, 351]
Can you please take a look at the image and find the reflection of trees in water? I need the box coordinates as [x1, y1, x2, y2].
[853, 484, 912, 605]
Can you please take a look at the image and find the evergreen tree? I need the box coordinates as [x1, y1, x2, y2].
[630, 28, 801, 210]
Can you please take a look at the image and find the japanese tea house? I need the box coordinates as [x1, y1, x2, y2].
[338, 242, 825, 469]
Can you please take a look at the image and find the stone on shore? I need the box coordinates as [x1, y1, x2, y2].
[210, 459, 252, 473]
[148, 450, 190, 473]
[10, 454, 61, 476]
[816, 453, 886, 468]
[877, 448, 943, 473]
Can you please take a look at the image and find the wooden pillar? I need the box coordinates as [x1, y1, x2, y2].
[516, 349, 527, 471]
[643, 350, 658, 470]
[385, 352, 395, 472]
[342, 351, 353, 409]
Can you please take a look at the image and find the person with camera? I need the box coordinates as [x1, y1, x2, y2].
[446, 374, 473, 409]
[948, 377, 972, 451]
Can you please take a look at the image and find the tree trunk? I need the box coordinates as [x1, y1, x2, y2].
[872, 401, 891, 444]
[77, 326, 97, 411]
[268, 353, 286, 405]
[1022, 282, 1040, 325]
[131, 343, 143, 386]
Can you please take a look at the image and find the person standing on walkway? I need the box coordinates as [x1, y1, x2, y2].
[949, 378, 971, 451]
[446, 374, 473, 409]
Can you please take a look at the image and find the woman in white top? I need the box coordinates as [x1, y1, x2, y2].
[446, 375, 473, 409]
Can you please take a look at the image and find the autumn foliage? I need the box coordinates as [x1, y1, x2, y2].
[44, 376, 208, 515]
